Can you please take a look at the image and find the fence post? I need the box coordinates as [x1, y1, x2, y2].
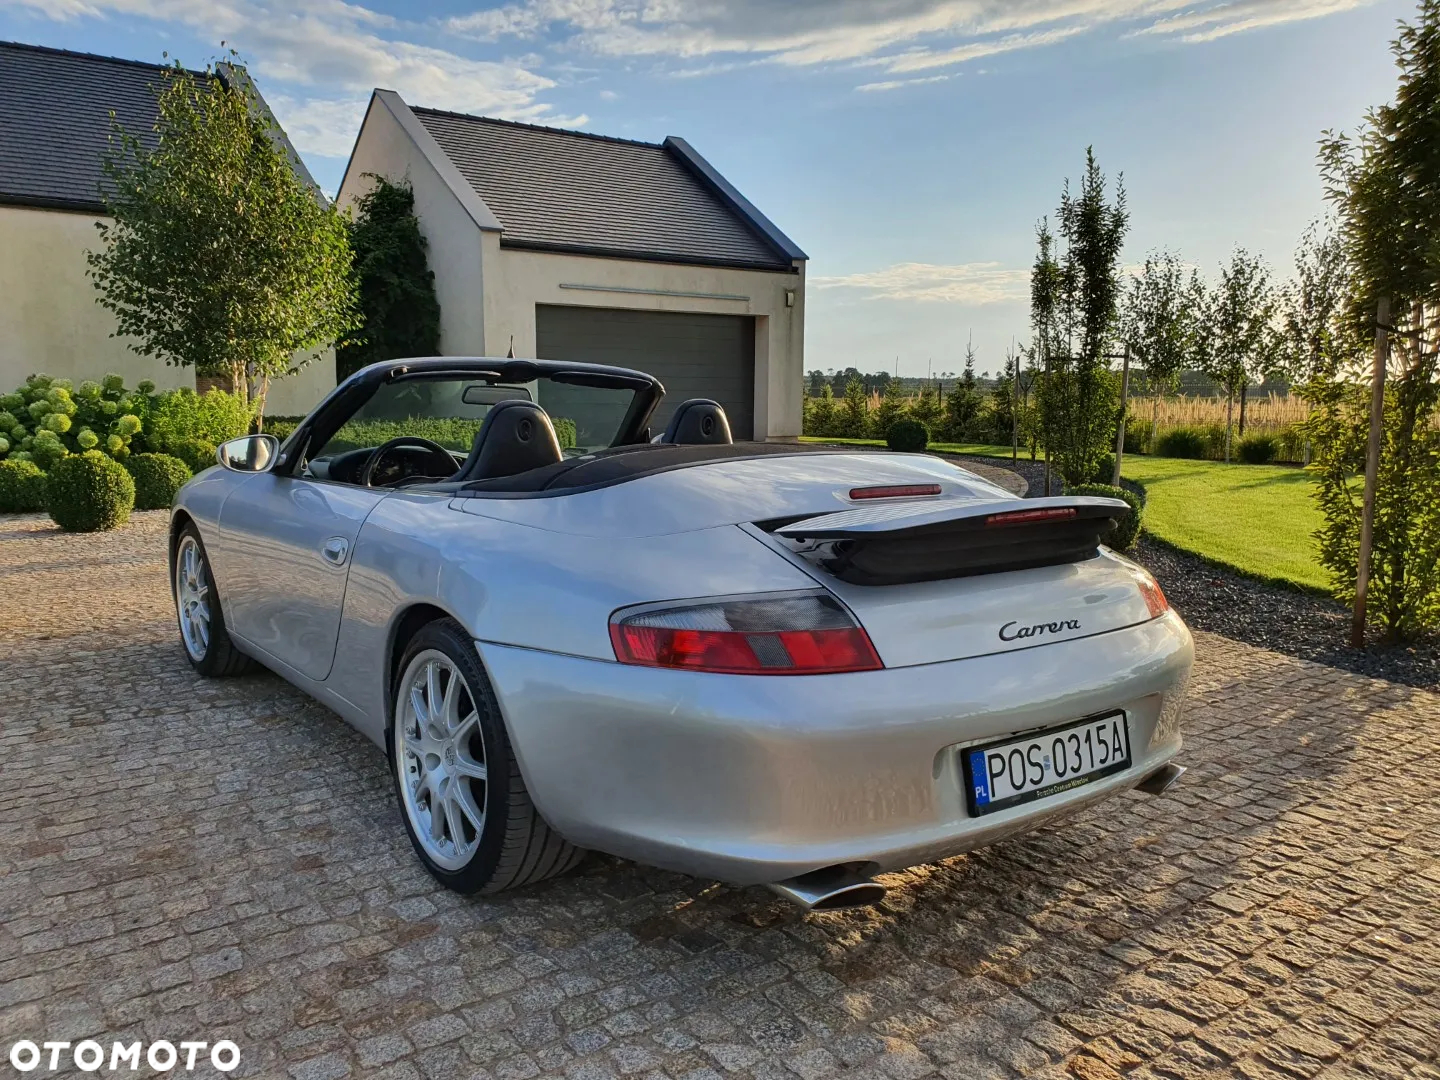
[1112, 344, 1130, 487]
[1352, 297, 1390, 649]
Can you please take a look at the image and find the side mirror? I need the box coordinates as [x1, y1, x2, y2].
[217, 434, 279, 473]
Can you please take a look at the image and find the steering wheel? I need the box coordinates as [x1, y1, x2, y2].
[359, 436, 458, 488]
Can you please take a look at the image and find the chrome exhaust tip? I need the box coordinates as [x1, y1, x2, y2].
[765, 866, 887, 911]
[1136, 762, 1186, 795]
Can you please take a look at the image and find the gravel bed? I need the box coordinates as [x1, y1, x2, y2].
[1128, 536, 1440, 690]
[947, 453, 1063, 497]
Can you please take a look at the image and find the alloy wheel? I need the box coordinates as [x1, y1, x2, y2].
[175, 535, 211, 661]
[395, 650, 489, 871]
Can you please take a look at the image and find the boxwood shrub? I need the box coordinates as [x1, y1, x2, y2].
[886, 417, 930, 452]
[126, 453, 193, 510]
[47, 450, 135, 532]
[1065, 481, 1143, 550]
[0, 458, 47, 512]
[171, 438, 219, 475]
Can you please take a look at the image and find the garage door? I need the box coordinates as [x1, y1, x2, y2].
[535, 305, 756, 441]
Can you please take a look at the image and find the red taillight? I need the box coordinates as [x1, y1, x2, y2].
[1137, 573, 1169, 618]
[849, 484, 942, 500]
[610, 593, 883, 675]
[985, 507, 1077, 527]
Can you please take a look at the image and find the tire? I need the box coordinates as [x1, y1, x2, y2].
[389, 618, 584, 894]
[172, 524, 255, 677]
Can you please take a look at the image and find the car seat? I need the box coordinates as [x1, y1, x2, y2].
[658, 399, 733, 445]
[452, 400, 564, 482]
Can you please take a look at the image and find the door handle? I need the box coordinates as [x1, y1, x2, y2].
[320, 536, 349, 566]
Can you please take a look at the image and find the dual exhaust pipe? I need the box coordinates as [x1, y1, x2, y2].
[765, 762, 1186, 913]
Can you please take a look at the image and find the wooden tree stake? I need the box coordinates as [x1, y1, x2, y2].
[1353, 297, 1390, 649]
[1112, 344, 1130, 486]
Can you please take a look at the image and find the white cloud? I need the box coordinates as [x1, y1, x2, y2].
[266, 95, 369, 159]
[855, 75, 951, 93]
[0, 0, 575, 158]
[1135, 0, 1376, 43]
[813, 262, 1030, 304]
[445, 0, 1380, 77]
[884, 25, 1090, 73]
[4, 0, 1380, 158]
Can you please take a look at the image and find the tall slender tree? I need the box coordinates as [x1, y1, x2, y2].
[1031, 149, 1129, 483]
[944, 338, 984, 440]
[1196, 248, 1281, 461]
[1122, 250, 1191, 445]
[1309, 0, 1440, 641]
[1281, 219, 1354, 382]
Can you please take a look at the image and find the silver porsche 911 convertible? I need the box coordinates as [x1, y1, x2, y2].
[171, 356, 1193, 910]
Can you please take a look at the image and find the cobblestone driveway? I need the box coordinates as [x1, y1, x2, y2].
[1, 511, 1437, 1080]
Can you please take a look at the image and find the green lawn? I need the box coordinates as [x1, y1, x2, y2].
[800, 436, 1326, 592]
[1118, 456, 1327, 592]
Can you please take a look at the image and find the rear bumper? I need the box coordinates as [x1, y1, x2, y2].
[479, 612, 1194, 885]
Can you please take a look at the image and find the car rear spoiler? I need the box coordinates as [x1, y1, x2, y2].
[773, 496, 1131, 586]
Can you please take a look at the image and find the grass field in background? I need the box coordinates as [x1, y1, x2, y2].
[1118, 456, 1327, 592]
[800, 436, 1327, 593]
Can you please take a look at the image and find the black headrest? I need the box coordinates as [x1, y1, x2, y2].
[660, 399, 732, 445]
[453, 400, 563, 482]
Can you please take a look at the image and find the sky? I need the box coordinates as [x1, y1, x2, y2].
[0, 0, 1416, 377]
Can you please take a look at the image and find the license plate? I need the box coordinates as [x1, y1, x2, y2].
[963, 712, 1131, 817]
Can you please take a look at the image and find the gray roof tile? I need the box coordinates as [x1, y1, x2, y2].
[412, 108, 796, 272]
[0, 43, 320, 213]
[0, 41, 177, 212]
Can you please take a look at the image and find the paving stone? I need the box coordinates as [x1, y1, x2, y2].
[1, 510, 1437, 1079]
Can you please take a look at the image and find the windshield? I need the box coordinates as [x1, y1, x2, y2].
[312, 375, 639, 462]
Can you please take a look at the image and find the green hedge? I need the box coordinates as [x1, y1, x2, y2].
[323, 415, 579, 454]
[145, 387, 251, 454]
[1065, 481, 1143, 550]
[257, 413, 580, 454]
[0, 458, 47, 512]
[263, 416, 305, 444]
[170, 438, 218, 474]
[126, 453, 193, 510]
[47, 450, 135, 532]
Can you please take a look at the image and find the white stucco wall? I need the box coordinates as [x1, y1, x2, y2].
[0, 205, 186, 393]
[336, 94, 490, 357]
[0, 203, 334, 417]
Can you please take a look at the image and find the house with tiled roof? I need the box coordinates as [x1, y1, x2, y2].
[0, 41, 332, 414]
[339, 91, 807, 440]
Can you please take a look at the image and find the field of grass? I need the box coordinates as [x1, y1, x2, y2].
[801, 436, 1327, 593]
[1120, 456, 1326, 592]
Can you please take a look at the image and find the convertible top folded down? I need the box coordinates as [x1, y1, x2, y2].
[437, 441, 842, 498]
